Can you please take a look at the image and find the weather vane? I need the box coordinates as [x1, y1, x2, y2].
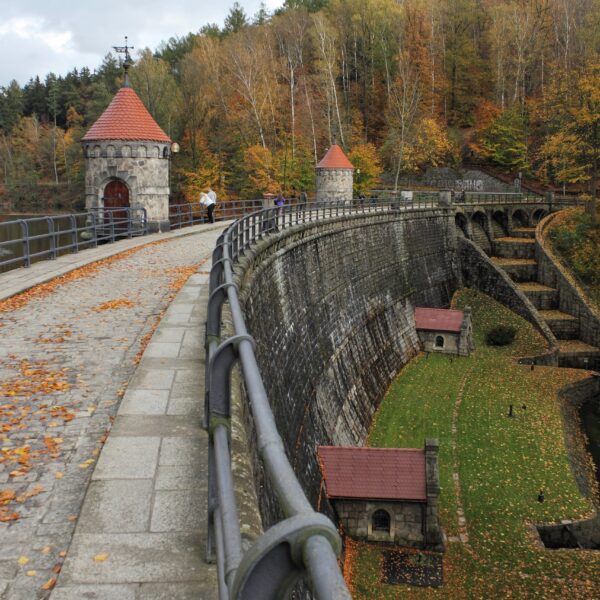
[113, 36, 134, 87]
[113, 36, 134, 63]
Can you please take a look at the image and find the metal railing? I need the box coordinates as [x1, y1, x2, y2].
[1, 193, 582, 275]
[0, 207, 147, 271]
[169, 199, 267, 229]
[205, 197, 447, 599]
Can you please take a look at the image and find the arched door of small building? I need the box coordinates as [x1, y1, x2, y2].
[103, 180, 130, 229]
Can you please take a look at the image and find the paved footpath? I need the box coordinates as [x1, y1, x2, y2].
[0, 226, 223, 599]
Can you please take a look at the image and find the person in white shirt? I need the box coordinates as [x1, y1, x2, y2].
[202, 187, 217, 223]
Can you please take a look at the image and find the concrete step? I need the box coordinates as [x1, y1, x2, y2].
[491, 257, 537, 282]
[558, 340, 600, 369]
[493, 237, 535, 259]
[517, 282, 559, 310]
[539, 309, 579, 339]
[511, 227, 536, 239]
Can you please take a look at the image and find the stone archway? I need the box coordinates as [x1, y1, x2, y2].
[512, 208, 529, 228]
[455, 212, 470, 238]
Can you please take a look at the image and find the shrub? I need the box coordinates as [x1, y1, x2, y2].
[486, 325, 517, 346]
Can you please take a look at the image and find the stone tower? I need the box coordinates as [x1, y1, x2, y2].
[82, 64, 172, 233]
[315, 143, 354, 204]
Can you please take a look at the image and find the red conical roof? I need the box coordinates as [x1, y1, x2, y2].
[317, 144, 354, 169]
[82, 87, 171, 143]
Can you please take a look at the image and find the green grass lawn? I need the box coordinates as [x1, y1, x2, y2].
[347, 289, 600, 599]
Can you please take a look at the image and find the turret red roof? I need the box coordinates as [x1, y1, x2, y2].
[317, 446, 426, 501]
[316, 144, 354, 169]
[82, 87, 171, 143]
[414, 308, 464, 333]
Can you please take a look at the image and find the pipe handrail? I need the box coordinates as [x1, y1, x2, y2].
[205, 197, 449, 599]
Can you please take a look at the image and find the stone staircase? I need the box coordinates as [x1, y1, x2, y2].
[489, 227, 600, 367]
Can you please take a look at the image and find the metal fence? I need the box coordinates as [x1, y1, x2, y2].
[0, 207, 147, 272]
[0, 200, 267, 273]
[169, 199, 266, 229]
[205, 198, 448, 600]
[1, 193, 583, 275]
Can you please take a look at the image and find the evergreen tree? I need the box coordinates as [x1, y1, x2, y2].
[223, 2, 248, 35]
[0, 81, 24, 133]
[23, 76, 48, 121]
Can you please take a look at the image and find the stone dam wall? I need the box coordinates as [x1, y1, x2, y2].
[234, 209, 458, 523]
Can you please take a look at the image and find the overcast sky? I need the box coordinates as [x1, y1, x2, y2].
[0, 0, 283, 87]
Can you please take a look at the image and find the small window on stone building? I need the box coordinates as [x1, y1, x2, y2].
[372, 509, 391, 532]
[435, 335, 445, 349]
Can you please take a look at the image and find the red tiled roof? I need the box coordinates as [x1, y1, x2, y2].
[317, 446, 426, 501]
[316, 144, 354, 169]
[414, 307, 464, 333]
[82, 87, 171, 143]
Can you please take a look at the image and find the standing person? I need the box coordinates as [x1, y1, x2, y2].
[275, 192, 285, 207]
[206, 186, 217, 223]
[298, 189, 308, 209]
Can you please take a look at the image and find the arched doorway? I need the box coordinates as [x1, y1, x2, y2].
[103, 180, 130, 228]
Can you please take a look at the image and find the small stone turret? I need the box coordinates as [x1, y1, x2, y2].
[315, 143, 354, 204]
[82, 63, 172, 233]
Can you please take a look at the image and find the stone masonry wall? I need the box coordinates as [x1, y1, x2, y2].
[315, 168, 353, 204]
[84, 140, 171, 231]
[235, 210, 458, 524]
[458, 236, 558, 365]
[536, 375, 600, 549]
[536, 212, 600, 349]
[333, 500, 425, 548]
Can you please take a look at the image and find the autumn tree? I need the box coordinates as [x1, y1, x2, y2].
[349, 143, 383, 194]
[475, 107, 529, 171]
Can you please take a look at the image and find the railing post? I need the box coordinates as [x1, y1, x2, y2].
[109, 211, 115, 242]
[70, 215, 79, 252]
[20, 220, 30, 267]
[46, 217, 56, 259]
[126, 208, 133, 238]
[90, 212, 98, 248]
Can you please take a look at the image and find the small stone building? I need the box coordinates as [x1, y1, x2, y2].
[82, 67, 172, 233]
[315, 143, 354, 204]
[415, 307, 474, 356]
[317, 441, 444, 551]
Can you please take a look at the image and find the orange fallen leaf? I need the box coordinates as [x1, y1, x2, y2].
[41, 577, 56, 590]
[94, 553, 108, 562]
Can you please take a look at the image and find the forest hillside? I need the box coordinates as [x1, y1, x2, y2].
[0, 0, 599, 207]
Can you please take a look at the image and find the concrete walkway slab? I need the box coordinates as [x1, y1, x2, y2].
[50, 259, 217, 598]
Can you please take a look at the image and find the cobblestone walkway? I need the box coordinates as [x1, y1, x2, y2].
[0, 229, 221, 599]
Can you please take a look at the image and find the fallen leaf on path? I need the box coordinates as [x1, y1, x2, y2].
[94, 553, 108, 562]
[41, 577, 56, 590]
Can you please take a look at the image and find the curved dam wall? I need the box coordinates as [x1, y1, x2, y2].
[235, 209, 459, 522]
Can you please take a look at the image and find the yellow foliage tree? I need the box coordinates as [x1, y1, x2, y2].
[242, 144, 280, 197]
[348, 143, 383, 195]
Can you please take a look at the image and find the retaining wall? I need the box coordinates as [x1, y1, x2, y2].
[234, 209, 458, 523]
[537, 211, 600, 352]
[457, 236, 558, 365]
[536, 376, 600, 549]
